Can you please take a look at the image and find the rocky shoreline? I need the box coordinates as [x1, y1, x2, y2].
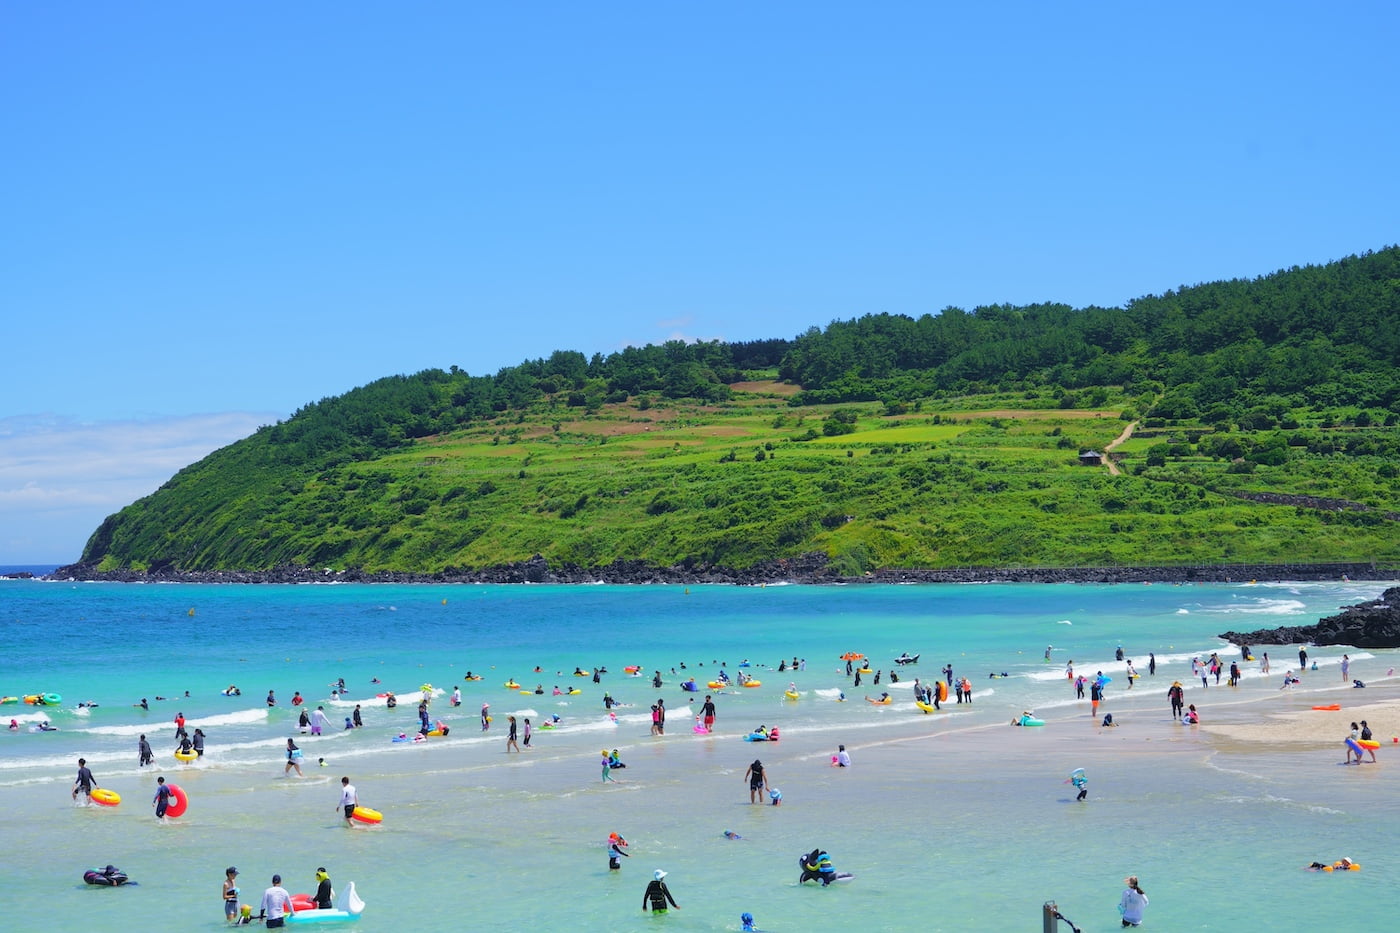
[1219, 586, 1400, 649]
[36, 555, 1394, 587]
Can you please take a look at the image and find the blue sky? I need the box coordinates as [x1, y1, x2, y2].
[2, 3, 1396, 563]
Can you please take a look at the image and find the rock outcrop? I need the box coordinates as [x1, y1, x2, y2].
[45, 557, 1391, 587]
[1219, 586, 1400, 649]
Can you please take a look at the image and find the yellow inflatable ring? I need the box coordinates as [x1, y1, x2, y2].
[91, 788, 121, 807]
[351, 805, 383, 825]
[174, 749, 198, 762]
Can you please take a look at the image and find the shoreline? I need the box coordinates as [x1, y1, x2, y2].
[31, 556, 1393, 586]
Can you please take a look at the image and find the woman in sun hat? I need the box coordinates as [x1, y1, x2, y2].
[642, 869, 679, 913]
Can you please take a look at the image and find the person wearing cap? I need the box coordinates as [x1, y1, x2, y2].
[1359, 721, 1378, 762]
[1119, 875, 1147, 926]
[1167, 681, 1184, 719]
[744, 759, 768, 803]
[607, 832, 629, 870]
[642, 869, 679, 913]
[261, 874, 293, 928]
[313, 867, 333, 910]
[222, 867, 240, 922]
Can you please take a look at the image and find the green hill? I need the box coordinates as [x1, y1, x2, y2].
[77, 247, 1400, 575]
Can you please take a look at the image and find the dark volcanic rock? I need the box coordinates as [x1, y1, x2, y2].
[44, 557, 1393, 588]
[1219, 586, 1400, 649]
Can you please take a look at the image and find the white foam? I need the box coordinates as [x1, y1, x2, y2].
[1197, 597, 1308, 616]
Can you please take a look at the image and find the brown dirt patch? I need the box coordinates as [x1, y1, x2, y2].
[730, 380, 802, 396]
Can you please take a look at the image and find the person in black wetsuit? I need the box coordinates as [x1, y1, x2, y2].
[313, 868, 333, 909]
[745, 759, 767, 803]
[153, 776, 172, 818]
[642, 870, 679, 913]
[138, 734, 154, 766]
[83, 865, 130, 886]
[73, 758, 96, 803]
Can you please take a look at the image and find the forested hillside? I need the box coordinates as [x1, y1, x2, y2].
[76, 247, 1400, 575]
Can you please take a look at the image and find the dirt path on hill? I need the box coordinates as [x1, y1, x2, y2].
[1103, 420, 1138, 476]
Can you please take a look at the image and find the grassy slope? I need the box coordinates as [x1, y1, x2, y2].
[92, 381, 1400, 573]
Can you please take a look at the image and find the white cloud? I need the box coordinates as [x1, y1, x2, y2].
[0, 411, 277, 564]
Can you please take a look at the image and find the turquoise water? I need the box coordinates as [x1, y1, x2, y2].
[2, 579, 1398, 931]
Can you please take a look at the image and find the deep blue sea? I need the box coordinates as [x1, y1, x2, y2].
[2, 578, 1397, 931]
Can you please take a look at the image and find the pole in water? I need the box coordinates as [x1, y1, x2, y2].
[1043, 900, 1082, 933]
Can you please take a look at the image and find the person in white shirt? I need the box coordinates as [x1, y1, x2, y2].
[339, 776, 358, 826]
[836, 745, 851, 767]
[1119, 875, 1148, 927]
[261, 874, 293, 928]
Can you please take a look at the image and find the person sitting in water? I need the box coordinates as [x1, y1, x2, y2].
[385, 694, 397, 708]
[1307, 857, 1359, 871]
[1101, 713, 1117, 727]
[1353, 679, 1366, 689]
[799, 848, 838, 885]
[8, 719, 17, 732]
[608, 749, 626, 769]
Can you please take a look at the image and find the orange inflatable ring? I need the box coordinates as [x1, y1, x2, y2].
[163, 783, 188, 818]
[1311, 705, 1341, 711]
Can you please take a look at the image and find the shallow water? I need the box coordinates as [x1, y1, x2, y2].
[2, 579, 1397, 931]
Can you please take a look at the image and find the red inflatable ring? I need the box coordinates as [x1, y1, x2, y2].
[163, 783, 188, 818]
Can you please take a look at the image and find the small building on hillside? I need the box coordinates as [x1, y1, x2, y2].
[1078, 450, 1104, 466]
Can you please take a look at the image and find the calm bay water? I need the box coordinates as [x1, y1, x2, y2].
[2, 578, 1396, 931]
